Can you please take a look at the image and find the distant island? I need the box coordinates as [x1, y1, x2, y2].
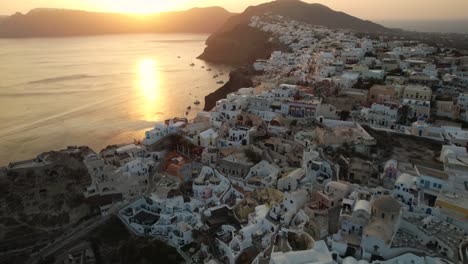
[0, 7, 235, 37]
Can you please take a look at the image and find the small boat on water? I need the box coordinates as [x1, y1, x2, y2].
[201, 66, 205, 68]
[213, 74, 219, 78]
[187, 106, 191, 110]
[189, 63, 195, 66]
[186, 111, 189, 115]
[177, 56, 181, 58]
[207, 68, 212, 71]
[217, 80, 225, 84]
[194, 100, 201, 105]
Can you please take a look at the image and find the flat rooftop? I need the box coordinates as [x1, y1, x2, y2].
[416, 165, 449, 180]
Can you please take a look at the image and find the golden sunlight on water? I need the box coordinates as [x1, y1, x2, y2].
[137, 58, 161, 122]
[0, 34, 233, 165]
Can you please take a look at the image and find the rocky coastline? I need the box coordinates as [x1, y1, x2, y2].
[203, 67, 254, 111]
[199, 24, 288, 111]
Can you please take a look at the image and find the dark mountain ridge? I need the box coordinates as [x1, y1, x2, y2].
[198, 0, 393, 109]
[217, 0, 387, 35]
[0, 7, 235, 37]
[198, 0, 390, 65]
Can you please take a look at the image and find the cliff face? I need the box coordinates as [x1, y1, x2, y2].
[198, 24, 288, 66]
[198, 0, 390, 66]
[199, 0, 393, 107]
[0, 7, 235, 37]
[203, 68, 253, 111]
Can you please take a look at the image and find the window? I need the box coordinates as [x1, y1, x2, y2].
[420, 179, 424, 184]
[381, 213, 385, 219]
[438, 184, 442, 189]
[433, 182, 437, 188]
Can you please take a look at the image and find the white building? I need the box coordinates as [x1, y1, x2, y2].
[199, 128, 219, 148]
[335, 189, 373, 247]
[457, 93, 468, 110]
[270, 240, 334, 264]
[362, 103, 398, 127]
[303, 147, 333, 186]
[442, 126, 468, 147]
[272, 84, 299, 100]
[83, 151, 161, 201]
[402, 99, 431, 120]
[119, 194, 203, 247]
[192, 166, 231, 206]
[218, 205, 278, 264]
[244, 160, 280, 190]
[269, 189, 308, 226]
[278, 168, 305, 192]
[393, 173, 419, 207]
[361, 196, 401, 256]
[143, 123, 169, 145]
[218, 126, 256, 147]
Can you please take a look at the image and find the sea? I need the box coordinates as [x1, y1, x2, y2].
[0, 34, 232, 165]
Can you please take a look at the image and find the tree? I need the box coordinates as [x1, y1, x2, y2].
[397, 105, 410, 125]
[340, 110, 351, 121]
[364, 51, 376, 57]
[244, 148, 261, 164]
[388, 68, 403, 76]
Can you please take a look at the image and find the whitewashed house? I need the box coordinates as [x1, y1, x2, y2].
[244, 160, 280, 190]
[393, 173, 419, 207]
[361, 195, 401, 256]
[269, 189, 308, 226]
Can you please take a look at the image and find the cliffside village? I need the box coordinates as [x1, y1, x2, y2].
[6, 14, 468, 264]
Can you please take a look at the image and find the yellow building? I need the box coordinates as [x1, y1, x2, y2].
[435, 187, 468, 229]
[402, 85, 432, 101]
[368, 85, 402, 104]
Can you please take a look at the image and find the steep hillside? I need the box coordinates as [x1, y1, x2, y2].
[198, 23, 289, 65]
[204, 68, 254, 111]
[198, 0, 390, 65]
[214, 0, 387, 35]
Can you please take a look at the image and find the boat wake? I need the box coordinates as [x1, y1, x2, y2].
[28, 74, 99, 84]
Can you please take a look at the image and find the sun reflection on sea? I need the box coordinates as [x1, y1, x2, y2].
[136, 58, 162, 121]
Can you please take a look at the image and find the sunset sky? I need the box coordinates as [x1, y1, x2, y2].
[2, 0, 468, 20]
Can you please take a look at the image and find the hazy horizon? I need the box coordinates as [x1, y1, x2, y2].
[379, 19, 468, 34]
[1, 0, 468, 21]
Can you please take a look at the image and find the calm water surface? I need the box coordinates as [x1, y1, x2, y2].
[0, 34, 231, 165]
